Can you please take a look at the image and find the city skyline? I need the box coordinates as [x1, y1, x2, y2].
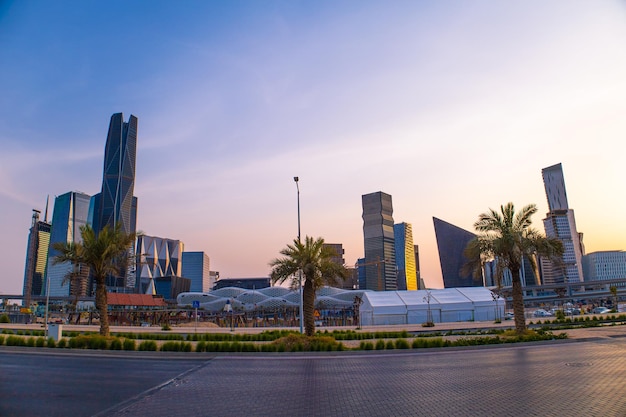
[2, 2, 626, 294]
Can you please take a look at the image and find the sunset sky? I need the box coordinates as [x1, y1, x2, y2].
[1, 1, 626, 294]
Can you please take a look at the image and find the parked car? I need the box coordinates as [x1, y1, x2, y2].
[592, 307, 611, 314]
[504, 312, 514, 320]
[533, 309, 552, 317]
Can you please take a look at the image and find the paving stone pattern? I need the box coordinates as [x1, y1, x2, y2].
[107, 338, 626, 417]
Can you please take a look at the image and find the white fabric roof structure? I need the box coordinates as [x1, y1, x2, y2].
[360, 287, 504, 326]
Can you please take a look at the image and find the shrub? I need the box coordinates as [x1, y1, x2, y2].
[109, 338, 123, 350]
[270, 334, 343, 352]
[26, 337, 35, 347]
[160, 341, 192, 352]
[395, 339, 410, 349]
[196, 341, 207, 352]
[35, 337, 45, 347]
[6, 335, 25, 346]
[385, 340, 395, 350]
[57, 338, 67, 348]
[0, 335, 4, 345]
[359, 341, 374, 350]
[138, 340, 158, 351]
[555, 310, 565, 320]
[161, 323, 171, 331]
[123, 339, 136, 351]
[0, 314, 10, 323]
[375, 339, 385, 350]
[69, 335, 108, 350]
[412, 337, 447, 348]
[47, 337, 56, 348]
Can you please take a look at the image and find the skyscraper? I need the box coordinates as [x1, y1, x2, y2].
[22, 209, 51, 306]
[90, 113, 139, 289]
[433, 217, 480, 288]
[541, 163, 584, 284]
[394, 222, 418, 291]
[181, 252, 211, 292]
[362, 191, 396, 291]
[44, 191, 92, 297]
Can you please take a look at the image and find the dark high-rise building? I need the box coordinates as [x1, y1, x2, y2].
[90, 113, 138, 290]
[22, 209, 51, 306]
[414, 245, 423, 289]
[433, 217, 480, 288]
[362, 192, 396, 291]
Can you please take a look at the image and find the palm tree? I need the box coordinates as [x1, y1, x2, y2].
[464, 203, 563, 334]
[51, 243, 89, 324]
[53, 223, 135, 336]
[269, 236, 349, 336]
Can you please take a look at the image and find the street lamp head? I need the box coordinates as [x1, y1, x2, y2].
[294, 176, 299, 182]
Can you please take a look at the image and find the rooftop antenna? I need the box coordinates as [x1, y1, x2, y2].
[44, 195, 49, 223]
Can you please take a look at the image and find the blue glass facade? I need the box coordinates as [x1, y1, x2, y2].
[44, 191, 92, 296]
[92, 113, 139, 290]
[181, 252, 211, 292]
[93, 113, 138, 236]
[433, 217, 480, 288]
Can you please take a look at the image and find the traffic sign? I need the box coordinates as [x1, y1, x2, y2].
[192, 301, 200, 308]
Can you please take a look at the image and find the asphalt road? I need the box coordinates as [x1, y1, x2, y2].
[2, 337, 626, 417]
[0, 350, 206, 417]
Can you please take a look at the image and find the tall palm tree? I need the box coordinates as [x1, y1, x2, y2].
[464, 203, 563, 334]
[51, 243, 89, 324]
[269, 236, 349, 336]
[53, 224, 135, 336]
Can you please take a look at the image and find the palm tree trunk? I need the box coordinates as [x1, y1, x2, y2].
[95, 277, 109, 336]
[303, 278, 315, 336]
[511, 266, 526, 334]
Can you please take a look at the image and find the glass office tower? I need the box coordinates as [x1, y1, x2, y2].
[181, 252, 211, 293]
[22, 209, 51, 306]
[394, 222, 418, 291]
[362, 192, 396, 291]
[44, 191, 92, 297]
[433, 217, 480, 288]
[91, 113, 139, 289]
[541, 163, 584, 284]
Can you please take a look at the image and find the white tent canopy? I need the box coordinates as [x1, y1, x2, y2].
[360, 287, 503, 326]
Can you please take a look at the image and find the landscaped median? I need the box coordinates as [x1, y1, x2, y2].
[0, 327, 569, 353]
[4, 312, 626, 353]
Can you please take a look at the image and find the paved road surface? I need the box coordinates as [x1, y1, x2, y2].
[2, 335, 626, 416]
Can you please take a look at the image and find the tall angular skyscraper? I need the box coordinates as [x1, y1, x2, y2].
[362, 192, 396, 291]
[394, 222, 418, 291]
[90, 113, 139, 289]
[44, 191, 92, 297]
[541, 163, 584, 284]
[433, 217, 480, 288]
[22, 209, 51, 306]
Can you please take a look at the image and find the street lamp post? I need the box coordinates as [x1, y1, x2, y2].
[294, 176, 304, 334]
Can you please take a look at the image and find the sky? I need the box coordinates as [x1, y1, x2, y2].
[1, 1, 626, 295]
